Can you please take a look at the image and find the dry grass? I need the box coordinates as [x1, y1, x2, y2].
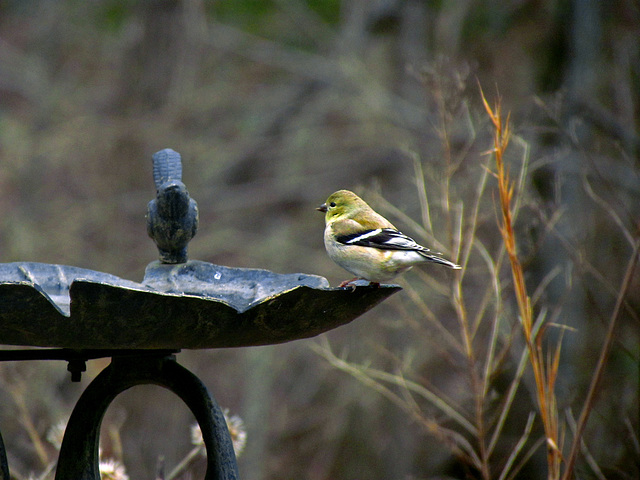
[314, 79, 640, 479]
[482, 89, 564, 479]
[314, 77, 539, 479]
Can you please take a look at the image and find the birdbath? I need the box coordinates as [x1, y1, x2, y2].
[0, 149, 400, 480]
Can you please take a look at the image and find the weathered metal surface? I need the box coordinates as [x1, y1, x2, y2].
[0, 261, 400, 349]
[55, 354, 238, 480]
[143, 260, 331, 310]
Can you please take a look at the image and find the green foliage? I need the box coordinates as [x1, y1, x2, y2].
[209, 0, 277, 32]
[96, 0, 136, 32]
[304, 0, 340, 24]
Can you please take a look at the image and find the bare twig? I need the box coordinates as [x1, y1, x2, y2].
[561, 234, 640, 480]
[482, 86, 563, 479]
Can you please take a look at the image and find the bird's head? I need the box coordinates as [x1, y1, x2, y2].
[317, 190, 368, 223]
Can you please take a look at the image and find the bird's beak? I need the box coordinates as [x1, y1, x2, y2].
[316, 203, 327, 213]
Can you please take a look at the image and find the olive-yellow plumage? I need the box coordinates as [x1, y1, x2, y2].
[317, 190, 460, 286]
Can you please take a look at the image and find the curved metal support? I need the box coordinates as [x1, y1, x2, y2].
[55, 354, 239, 480]
[0, 429, 8, 480]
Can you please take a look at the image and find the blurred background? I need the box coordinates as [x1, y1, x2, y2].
[0, 0, 639, 479]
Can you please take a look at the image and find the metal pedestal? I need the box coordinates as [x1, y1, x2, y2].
[0, 351, 239, 480]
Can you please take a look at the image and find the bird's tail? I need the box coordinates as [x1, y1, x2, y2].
[418, 251, 461, 269]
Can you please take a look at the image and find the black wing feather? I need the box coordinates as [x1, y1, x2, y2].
[336, 228, 430, 252]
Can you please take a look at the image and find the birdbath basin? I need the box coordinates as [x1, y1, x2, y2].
[0, 149, 400, 480]
[0, 260, 398, 350]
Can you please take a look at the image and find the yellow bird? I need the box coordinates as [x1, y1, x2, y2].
[318, 190, 460, 287]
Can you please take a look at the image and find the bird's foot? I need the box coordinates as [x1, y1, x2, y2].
[338, 278, 381, 290]
[338, 278, 359, 291]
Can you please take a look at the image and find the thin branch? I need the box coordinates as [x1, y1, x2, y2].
[504, 437, 546, 480]
[482, 85, 563, 479]
[565, 409, 606, 480]
[311, 340, 482, 468]
[562, 234, 640, 480]
[498, 412, 536, 480]
[488, 342, 530, 456]
[582, 174, 635, 246]
[312, 341, 477, 435]
[410, 149, 433, 233]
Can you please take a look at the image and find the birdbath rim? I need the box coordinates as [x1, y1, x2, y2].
[0, 261, 400, 350]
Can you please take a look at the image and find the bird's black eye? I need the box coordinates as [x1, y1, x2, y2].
[329, 202, 336, 207]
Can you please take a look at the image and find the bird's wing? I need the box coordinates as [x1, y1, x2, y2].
[337, 228, 431, 252]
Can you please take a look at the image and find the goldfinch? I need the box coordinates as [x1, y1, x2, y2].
[317, 190, 460, 287]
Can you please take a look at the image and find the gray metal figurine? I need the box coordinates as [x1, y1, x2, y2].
[147, 148, 199, 264]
